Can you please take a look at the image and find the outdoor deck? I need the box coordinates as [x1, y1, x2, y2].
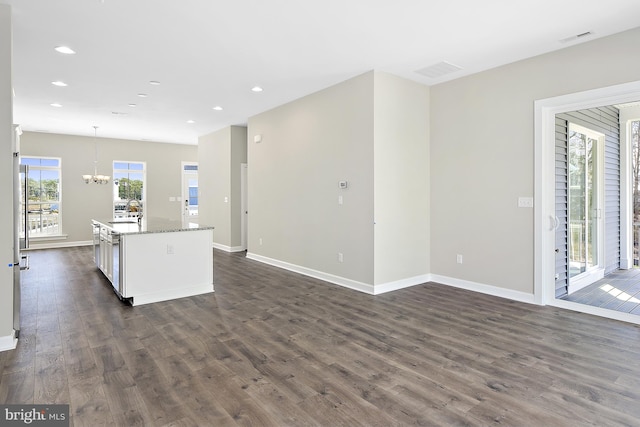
[562, 268, 640, 314]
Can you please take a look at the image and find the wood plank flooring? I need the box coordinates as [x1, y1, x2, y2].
[562, 268, 640, 314]
[2, 246, 640, 426]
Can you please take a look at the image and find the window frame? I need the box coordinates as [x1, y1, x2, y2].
[20, 155, 63, 238]
[112, 160, 147, 219]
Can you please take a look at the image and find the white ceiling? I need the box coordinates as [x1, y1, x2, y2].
[3, 0, 640, 145]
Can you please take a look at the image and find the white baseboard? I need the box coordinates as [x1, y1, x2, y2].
[246, 252, 375, 294]
[26, 240, 92, 250]
[244, 253, 536, 304]
[374, 274, 431, 295]
[430, 274, 536, 305]
[213, 243, 246, 253]
[0, 330, 18, 352]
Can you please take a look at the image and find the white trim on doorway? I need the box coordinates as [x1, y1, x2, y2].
[534, 80, 640, 322]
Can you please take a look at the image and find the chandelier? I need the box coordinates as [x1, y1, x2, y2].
[82, 126, 110, 184]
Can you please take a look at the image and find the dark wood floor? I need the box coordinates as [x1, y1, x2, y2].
[562, 268, 640, 314]
[2, 247, 640, 426]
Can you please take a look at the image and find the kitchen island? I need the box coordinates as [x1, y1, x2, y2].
[91, 218, 214, 306]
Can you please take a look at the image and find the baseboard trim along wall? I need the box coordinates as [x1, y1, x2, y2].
[213, 243, 246, 253]
[0, 331, 18, 352]
[26, 240, 92, 250]
[246, 252, 375, 294]
[245, 253, 538, 303]
[373, 274, 431, 295]
[429, 274, 536, 305]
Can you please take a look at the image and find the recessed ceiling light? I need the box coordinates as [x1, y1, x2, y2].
[51, 81, 67, 87]
[187, 120, 195, 124]
[50, 103, 62, 107]
[149, 81, 160, 85]
[54, 46, 75, 55]
[128, 103, 137, 107]
[137, 93, 148, 98]
[112, 111, 128, 116]
[213, 106, 223, 111]
[251, 86, 263, 92]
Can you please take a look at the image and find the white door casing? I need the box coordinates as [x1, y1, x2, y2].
[534, 79, 640, 325]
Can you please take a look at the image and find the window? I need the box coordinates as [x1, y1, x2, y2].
[21, 156, 62, 237]
[113, 161, 145, 218]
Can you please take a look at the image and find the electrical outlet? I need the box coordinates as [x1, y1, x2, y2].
[259, 238, 263, 246]
[518, 197, 534, 208]
[338, 252, 344, 262]
[167, 244, 174, 254]
[456, 254, 463, 264]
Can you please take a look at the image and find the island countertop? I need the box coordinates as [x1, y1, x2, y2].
[92, 217, 214, 235]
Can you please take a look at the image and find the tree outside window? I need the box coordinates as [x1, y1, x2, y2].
[113, 161, 145, 218]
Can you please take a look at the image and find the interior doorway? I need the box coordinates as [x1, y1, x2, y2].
[240, 163, 248, 251]
[182, 162, 198, 226]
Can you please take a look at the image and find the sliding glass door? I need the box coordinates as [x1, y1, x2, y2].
[568, 123, 604, 293]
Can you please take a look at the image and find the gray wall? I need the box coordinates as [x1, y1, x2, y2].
[198, 125, 247, 251]
[21, 132, 197, 245]
[373, 72, 430, 285]
[0, 4, 13, 343]
[248, 72, 376, 285]
[430, 26, 640, 294]
[247, 71, 430, 289]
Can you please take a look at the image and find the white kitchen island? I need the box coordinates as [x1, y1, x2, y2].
[92, 218, 214, 306]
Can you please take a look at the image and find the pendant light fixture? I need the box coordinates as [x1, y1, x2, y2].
[82, 126, 110, 184]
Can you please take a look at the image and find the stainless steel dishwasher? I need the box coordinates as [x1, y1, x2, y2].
[110, 231, 121, 296]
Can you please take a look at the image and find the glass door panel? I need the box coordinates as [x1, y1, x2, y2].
[568, 125, 601, 281]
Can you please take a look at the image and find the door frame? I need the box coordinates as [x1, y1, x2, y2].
[535, 79, 640, 325]
[181, 161, 198, 225]
[240, 163, 248, 251]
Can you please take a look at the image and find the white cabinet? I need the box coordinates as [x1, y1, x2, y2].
[96, 223, 116, 286]
[91, 219, 214, 306]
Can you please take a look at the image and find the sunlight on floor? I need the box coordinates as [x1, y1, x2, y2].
[600, 283, 640, 303]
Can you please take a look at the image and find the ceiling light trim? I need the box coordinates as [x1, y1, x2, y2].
[54, 46, 75, 54]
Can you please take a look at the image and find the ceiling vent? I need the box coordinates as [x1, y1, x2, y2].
[559, 31, 593, 43]
[415, 61, 463, 79]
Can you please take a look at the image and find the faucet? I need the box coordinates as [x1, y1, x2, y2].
[124, 199, 143, 224]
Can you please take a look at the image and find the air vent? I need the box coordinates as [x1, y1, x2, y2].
[559, 31, 593, 43]
[415, 61, 463, 79]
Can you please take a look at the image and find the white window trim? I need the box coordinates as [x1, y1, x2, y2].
[113, 160, 147, 218]
[21, 155, 63, 238]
